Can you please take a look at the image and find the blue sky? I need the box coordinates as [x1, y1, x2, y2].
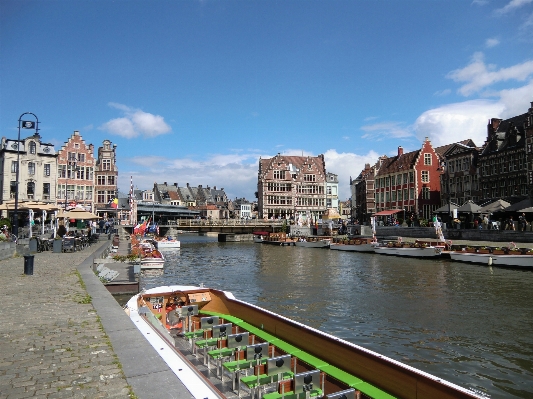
[1, 0, 532, 201]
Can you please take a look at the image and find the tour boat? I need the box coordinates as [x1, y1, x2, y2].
[131, 236, 166, 269]
[155, 236, 181, 249]
[253, 231, 270, 243]
[449, 249, 533, 268]
[294, 237, 331, 248]
[373, 241, 443, 258]
[125, 285, 484, 399]
[329, 237, 378, 252]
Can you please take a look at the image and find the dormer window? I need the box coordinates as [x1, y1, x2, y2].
[29, 141, 36, 154]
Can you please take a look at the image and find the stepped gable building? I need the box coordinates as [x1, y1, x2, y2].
[478, 103, 533, 201]
[257, 153, 327, 220]
[374, 138, 448, 221]
[439, 139, 480, 209]
[94, 139, 118, 216]
[0, 132, 58, 204]
[57, 131, 95, 211]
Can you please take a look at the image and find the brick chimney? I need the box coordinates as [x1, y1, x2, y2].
[398, 146, 404, 157]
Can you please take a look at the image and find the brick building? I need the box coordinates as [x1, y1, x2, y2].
[57, 131, 95, 211]
[257, 153, 327, 220]
[94, 139, 118, 216]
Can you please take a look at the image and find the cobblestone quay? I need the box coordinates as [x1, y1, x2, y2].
[0, 238, 191, 399]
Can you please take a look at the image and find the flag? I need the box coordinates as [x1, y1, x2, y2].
[108, 198, 118, 209]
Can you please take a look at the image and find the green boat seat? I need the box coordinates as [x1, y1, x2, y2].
[195, 337, 218, 348]
[184, 330, 204, 339]
[240, 371, 293, 389]
[262, 388, 323, 399]
[199, 310, 244, 325]
[208, 347, 234, 359]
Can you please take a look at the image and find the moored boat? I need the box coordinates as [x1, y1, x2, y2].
[155, 236, 181, 249]
[125, 285, 484, 399]
[373, 240, 443, 258]
[449, 248, 533, 268]
[294, 236, 331, 248]
[253, 231, 270, 243]
[130, 235, 166, 269]
[329, 237, 378, 252]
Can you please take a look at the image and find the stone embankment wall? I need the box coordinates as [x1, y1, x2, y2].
[0, 241, 17, 260]
[374, 226, 533, 243]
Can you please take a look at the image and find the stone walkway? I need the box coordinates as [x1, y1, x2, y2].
[0, 243, 132, 399]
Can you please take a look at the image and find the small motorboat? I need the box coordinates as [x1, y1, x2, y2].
[294, 236, 331, 248]
[329, 237, 378, 252]
[155, 236, 181, 249]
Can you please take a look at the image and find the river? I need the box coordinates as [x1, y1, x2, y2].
[138, 234, 533, 399]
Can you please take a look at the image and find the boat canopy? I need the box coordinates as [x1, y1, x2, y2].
[253, 231, 270, 235]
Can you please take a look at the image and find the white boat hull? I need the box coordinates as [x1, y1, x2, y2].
[449, 252, 533, 267]
[374, 246, 442, 258]
[156, 240, 181, 249]
[140, 258, 165, 269]
[253, 236, 265, 243]
[294, 240, 330, 248]
[330, 243, 376, 252]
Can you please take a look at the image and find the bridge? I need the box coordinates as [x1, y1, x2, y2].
[120, 219, 287, 235]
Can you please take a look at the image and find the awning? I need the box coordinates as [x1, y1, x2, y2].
[373, 209, 402, 216]
[253, 231, 270, 235]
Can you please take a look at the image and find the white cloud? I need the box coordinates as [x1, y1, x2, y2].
[495, 0, 532, 14]
[447, 52, 533, 96]
[322, 149, 381, 200]
[485, 38, 500, 48]
[360, 121, 413, 140]
[99, 103, 172, 138]
[414, 100, 505, 148]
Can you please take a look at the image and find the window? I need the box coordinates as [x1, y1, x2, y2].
[409, 172, 414, 182]
[11, 161, 18, 173]
[102, 159, 111, 170]
[421, 170, 429, 183]
[29, 141, 36, 154]
[398, 190, 403, 201]
[58, 165, 66, 178]
[410, 188, 415, 200]
[97, 175, 106, 185]
[27, 182, 35, 199]
[392, 191, 397, 201]
[43, 183, 50, 199]
[424, 153, 431, 165]
[97, 191, 106, 203]
[68, 152, 76, 161]
[385, 177, 390, 186]
[77, 168, 85, 180]
[78, 153, 85, 162]
[403, 188, 408, 200]
[44, 164, 50, 177]
[422, 187, 430, 199]
[403, 173, 408, 184]
[10, 181, 16, 198]
[391, 176, 395, 186]
[85, 186, 93, 200]
[28, 162, 35, 175]
[304, 174, 316, 182]
[385, 192, 390, 202]
[273, 170, 284, 179]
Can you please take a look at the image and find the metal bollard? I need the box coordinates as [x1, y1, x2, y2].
[23, 254, 34, 275]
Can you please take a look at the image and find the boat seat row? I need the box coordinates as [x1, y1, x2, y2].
[198, 310, 397, 399]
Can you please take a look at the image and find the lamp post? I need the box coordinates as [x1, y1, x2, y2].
[14, 113, 39, 238]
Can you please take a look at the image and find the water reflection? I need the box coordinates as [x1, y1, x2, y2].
[140, 234, 533, 399]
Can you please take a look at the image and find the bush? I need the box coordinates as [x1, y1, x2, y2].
[0, 218, 11, 230]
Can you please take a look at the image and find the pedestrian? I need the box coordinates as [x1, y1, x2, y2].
[519, 213, 526, 231]
[98, 219, 105, 233]
[104, 220, 110, 234]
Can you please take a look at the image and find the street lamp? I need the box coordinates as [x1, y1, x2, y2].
[14, 113, 39, 238]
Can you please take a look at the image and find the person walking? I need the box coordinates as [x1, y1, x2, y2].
[519, 213, 527, 231]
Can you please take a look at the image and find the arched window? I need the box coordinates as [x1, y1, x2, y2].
[29, 141, 36, 154]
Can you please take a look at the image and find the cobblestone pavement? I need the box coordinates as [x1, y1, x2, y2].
[0, 245, 132, 399]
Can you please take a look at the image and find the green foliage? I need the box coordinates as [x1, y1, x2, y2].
[281, 219, 288, 233]
[112, 254, 128, 263]
[0, 218, 11, 229]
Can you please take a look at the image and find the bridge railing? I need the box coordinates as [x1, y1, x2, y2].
[167, 219, 284, 227]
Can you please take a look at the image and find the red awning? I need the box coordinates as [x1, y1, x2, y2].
[373, 210, 402, 216]
[253, 231, 270, 235]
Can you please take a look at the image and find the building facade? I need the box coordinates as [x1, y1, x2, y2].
[0, 132, 58, 203]
[94, 140, 119, 215]
[479, 104, 532, 201]
[352, 160, 381, 224]
[257, 154, 327, 220]
[57, 131, 96, 211]
[326, 172, 339, 211]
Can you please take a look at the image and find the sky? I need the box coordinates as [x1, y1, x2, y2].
[1, 0, 532, 201]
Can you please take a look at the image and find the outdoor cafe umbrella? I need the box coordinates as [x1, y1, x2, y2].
[478, 199, 510, 214]
[456, 200, 482, 213]
[503, 198, 533, 212]
[433, 202, 458, 214]
[63, 208, 101, 220]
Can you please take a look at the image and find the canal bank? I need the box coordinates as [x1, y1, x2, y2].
[0, 238, 189, 399]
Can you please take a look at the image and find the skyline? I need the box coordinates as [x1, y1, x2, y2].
[1, 0, 532, 201]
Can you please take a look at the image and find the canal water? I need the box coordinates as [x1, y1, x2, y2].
[139, 234, 533, 399]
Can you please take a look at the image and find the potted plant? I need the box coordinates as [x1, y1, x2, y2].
[478, 246, 490, 254]
[492, 247, 506, 255]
